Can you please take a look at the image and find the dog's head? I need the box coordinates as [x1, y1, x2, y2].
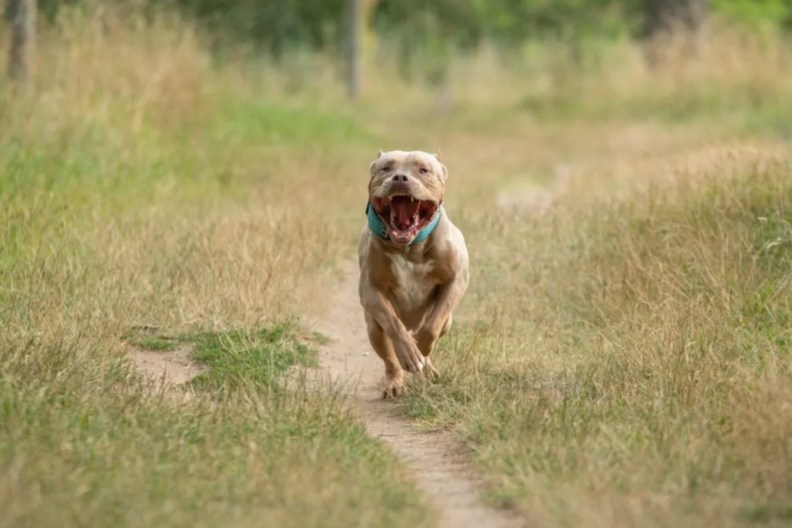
[368, 150, 447, 245]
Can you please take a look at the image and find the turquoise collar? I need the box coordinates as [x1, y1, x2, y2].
[366, 202, 442, 246]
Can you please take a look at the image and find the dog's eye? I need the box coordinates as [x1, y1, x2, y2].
[418, 167, 429, 174]
[381, 165, 393, 173]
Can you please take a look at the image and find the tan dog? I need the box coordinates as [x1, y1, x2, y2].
[358, 150, 470, 398]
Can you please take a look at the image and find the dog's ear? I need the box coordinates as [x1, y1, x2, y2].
[370, 150, 385, 177]
[431, 152, 448, 182]
[438, 162, 448, 183]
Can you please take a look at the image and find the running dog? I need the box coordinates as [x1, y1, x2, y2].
[358, 150, 470, 398]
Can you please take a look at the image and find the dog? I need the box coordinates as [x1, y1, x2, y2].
[358, 150, 470, 398]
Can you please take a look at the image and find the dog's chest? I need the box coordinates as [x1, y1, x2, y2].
[387, 253, 436, 312]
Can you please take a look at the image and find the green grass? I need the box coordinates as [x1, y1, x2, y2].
[218, 98, 377, 146]
[739, 503, 792, 525]
[1, 325, 432, 528]
[136, 336, 180, 351]
[522, 85, 792, 138]
[186, 324, 317, 392]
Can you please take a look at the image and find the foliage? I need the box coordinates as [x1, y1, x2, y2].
[26, 0, 792, 87]
[32, 0, 792, 56]
[169, 0, 347, 54]
[712, 0, 792, 31]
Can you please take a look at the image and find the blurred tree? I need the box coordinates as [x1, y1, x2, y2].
[644, 0, 708, 37]
[373, 1, 481, 84]
[373, 0, 640, 83]
[6, 0, 37, 82]
[345, 0, 361, 100]
[18, 0, 792, 84]
[711, 0, 789, 31]
[643, 0, 708, 65]
[35, 0, 73, 23]
[172, 0, 346, 55]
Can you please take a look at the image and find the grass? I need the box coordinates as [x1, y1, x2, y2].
[187, 324, 317, 392]
[135, 336, 180, 351]
[0, 6, 430, 528]
[124, 324, 319, 385]
[3, 3, 792, 528]
[406, 164, 792, 527]
[1, 325, 432, 528]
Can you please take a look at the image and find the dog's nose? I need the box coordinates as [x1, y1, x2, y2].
[391, 174, 409, 183]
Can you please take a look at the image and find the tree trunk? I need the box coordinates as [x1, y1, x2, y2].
[345, 0, 362, 100]
[644, 0, 708, 38]
[643, 0, 708, 66]
[7, 0, 36, 82]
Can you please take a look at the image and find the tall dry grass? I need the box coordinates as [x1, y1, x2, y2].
[378, 23, 792, 528]
[0, 6, 430, 528]
[403, 93, 792, 528]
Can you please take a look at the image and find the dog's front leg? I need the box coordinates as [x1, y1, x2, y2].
[361, 289, 426, 373]
[415, 274, 468, 358]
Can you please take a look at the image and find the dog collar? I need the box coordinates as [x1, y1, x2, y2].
[366, 202, 442, 246]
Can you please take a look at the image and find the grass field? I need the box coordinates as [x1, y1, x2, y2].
[2, 5, 791, 528]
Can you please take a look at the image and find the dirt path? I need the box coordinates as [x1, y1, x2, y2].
[314, 261, 527, 528]
[128, 262, 528, 527]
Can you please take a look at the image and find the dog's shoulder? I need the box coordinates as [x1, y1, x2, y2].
[425, 215, 468, 277]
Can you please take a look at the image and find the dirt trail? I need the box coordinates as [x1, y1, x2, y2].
[315, 261, 527, 528]
[127, 263, 528, 527]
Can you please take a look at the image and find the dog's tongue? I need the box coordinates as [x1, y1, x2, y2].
[391, 196, 420, 228]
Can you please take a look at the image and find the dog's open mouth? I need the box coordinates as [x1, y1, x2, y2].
[373, 195, 438, 244]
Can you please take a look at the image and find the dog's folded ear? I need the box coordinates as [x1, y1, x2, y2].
[439, 163, 448, 183]
[369, 149, 385, 177]
[433, 151, 448, 183]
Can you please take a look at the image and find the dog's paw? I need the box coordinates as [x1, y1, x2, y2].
[396, 339, 425, 374]
[422, 359, 440, 381]
[382, 377, 405, 399]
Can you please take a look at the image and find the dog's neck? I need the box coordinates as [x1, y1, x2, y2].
[366, 202, 443, 250]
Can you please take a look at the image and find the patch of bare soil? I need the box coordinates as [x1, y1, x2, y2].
[314, 261, 530, 528]
[129, 344, 206, 387]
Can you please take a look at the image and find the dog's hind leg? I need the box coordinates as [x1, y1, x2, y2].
[365, 312, 405, 398]
[415, 313, 452, 357]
